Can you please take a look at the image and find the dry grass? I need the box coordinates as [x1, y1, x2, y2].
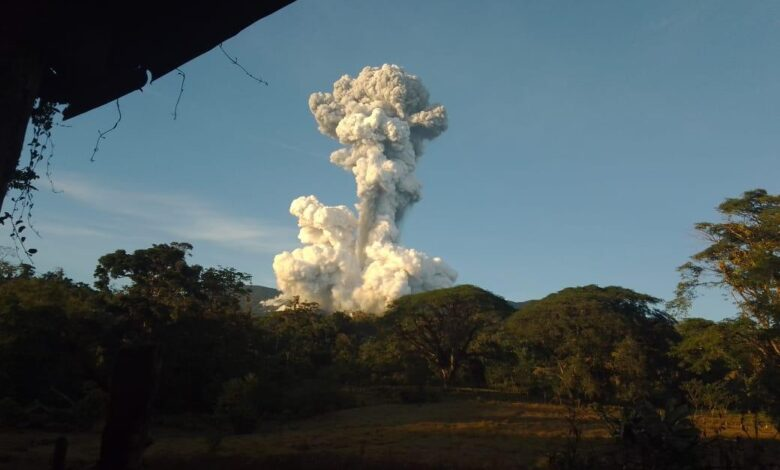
[152, 401, 609, 468]
[1, 398, 778, 469]
[694, 412, 780, 440]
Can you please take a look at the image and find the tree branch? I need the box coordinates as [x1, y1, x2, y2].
[90, 100, 122, 162]
[219, 43, 268, 86]
[172, 68, 185, 120]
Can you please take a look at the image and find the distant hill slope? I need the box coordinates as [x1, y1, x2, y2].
[244, 285, 280, 312]
[507, 300, 532, 311]
[245, 284, 531, 314]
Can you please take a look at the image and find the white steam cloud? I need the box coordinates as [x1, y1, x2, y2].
[269, 64, 456, 313]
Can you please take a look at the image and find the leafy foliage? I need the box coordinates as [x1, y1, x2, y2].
[673, 189, 780, 349]
[217, 374, 260, 434]
[673, 189, 780, 424]
[600, 400, 700, 470]
[0, 267, 102, 406]
[506, 285, 679, 405]
[94, 242, 250, 338]
[0, 223, 774, 470]
[385, 285, 513, 387]
[672, 317, 761, 415]
[3, 100, 60, 260]
[94, 242, 260, 413]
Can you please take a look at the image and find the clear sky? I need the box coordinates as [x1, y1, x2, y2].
[16, 0, 780, 320]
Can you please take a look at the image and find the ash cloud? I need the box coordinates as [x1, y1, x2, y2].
[269, 64, 456, 313]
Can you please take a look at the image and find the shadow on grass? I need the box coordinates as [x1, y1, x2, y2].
[144, 436, 589, 470]
[143, 437, 780, 469]
[3, 430, 780, 469]
[4, 395, 780, 470]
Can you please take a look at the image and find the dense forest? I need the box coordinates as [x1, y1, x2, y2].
[0, 189, 778, 469]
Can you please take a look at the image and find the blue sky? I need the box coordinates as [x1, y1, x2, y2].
[15, 0, 780, 319]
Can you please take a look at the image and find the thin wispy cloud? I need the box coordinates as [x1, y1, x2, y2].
[644, 3, 713, 34]
[36, 220, 114, 239]
[50, 174, 296, 254]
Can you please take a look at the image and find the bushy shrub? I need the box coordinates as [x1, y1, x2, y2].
[483, 344, 545, 397]
[681, 379, 735, 414]
[0, 397, 25, 426]
[71, 382, 108, 430]
[217, 374, 260, 434]
[600, 400, 700, 469]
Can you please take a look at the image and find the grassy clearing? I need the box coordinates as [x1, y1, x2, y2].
[148, 401, 608, 468]
[1, 397, 779, 469]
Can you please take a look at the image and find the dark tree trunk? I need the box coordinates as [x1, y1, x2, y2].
[440, 353, 457, 389]
[50, 436, 67, 470]
[98, 344, 160, 470]
[0, 47, 42, 211]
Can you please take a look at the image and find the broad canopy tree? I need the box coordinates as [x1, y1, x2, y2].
[384, 284, 514, 387]
[0, 265, 102, 407]
[673, 189, 780, 356]
[506, 285, 679, 405]
[672, 317, 765, 414]
[95, 242, 250, 341]
[94, 242, 256, 413]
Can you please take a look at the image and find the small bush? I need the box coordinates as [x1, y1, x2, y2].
[71, 382, 108, 430]
[0, 397, 25, 427]
[681, 379, 735, 414]
[399, 387, 440, 404]
[600, 400, 700, 469]
[217, 374, 260, 434]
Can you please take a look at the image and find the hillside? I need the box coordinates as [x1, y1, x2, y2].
[247, 285, 530, 313]
[245, 285, 280, 312]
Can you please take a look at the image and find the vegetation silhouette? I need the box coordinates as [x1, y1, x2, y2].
[0, 189, 778, 468]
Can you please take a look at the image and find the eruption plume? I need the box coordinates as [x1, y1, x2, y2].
[269, 64, 456, 313]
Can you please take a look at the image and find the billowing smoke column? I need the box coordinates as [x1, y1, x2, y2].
[270, 64, 457, 313]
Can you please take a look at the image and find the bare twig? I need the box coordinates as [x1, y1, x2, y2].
[49, 387, 75, 407]
[219, 43, 268, 86]
[172, 68, 186, 120]
[90, 99, 122, 162]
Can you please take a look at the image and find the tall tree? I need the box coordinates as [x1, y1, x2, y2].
[95, 242, 250, 340]
[506, 285, 679, 405]
[385, 285, 513, 388]
[672, 189, 780, 357]
[256, 298, 336, 381]
[95, 242, 254, 408]
[672, 190, 780, 423]
[0, 268, 102, 406]
[672, 317, 762, 414]
[94, 242, 252, 469]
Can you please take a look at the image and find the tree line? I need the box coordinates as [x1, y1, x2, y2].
[0, 189, 777, 466]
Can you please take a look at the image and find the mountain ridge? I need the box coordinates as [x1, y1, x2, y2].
[246, 285, 530, 313]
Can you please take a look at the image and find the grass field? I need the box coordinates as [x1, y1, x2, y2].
[2, 394, 779, 469]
